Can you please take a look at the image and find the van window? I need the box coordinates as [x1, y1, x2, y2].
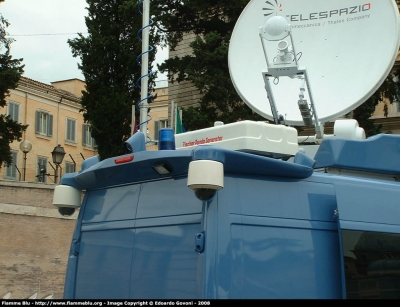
[341, 230, 400, 299]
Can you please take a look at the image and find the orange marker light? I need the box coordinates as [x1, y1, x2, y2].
[114, 154, 134, 164]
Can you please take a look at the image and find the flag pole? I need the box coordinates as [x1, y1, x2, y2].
[171, 99, 175, 132]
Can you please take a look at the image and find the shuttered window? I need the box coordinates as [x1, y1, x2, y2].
[35, 110, 53, 137]
[154, 119, 168, 140]
[5, 151, 18, 180]
[65, 162, 75, 173]
[66, 118, 76, 142]
[8, 101, 20, 122]
[82, 124, 97, 148]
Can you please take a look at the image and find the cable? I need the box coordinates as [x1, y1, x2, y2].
[299, 134, 310, 145]
[6, 32, 88, 37]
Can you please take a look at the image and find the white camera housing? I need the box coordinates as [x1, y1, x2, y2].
[53, 185, 82, 217]
[187, 160, 224, 200]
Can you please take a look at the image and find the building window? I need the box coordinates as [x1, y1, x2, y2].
[82, 124, 97, 148]
[35, 110, 53, 137]
[8, 101, 20, 122]
[66, 118, 76, 143]
[65, 161, 75, 173]
[36, 157, 48, 183]
[5, 151, 18, 180]
[154, 119, 168, 140]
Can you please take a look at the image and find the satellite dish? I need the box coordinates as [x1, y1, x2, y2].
[229, 0, 400, 126]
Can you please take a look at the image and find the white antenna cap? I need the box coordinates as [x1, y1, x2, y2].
[261, 16, 290, 41]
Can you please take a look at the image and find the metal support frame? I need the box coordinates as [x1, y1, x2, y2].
[259, 20, 323, 139]
[262, 71, 280, 124]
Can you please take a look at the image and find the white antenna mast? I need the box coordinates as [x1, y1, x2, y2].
[139, 0, 150, 136]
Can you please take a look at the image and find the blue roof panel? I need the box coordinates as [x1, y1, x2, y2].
[314, 134, 400, 175]
[61, 146, 314, 190]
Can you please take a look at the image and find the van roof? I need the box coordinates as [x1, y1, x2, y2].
[60, 146, 314, 190]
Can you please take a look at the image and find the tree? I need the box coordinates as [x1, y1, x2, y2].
[0, 0, 27, 168]
[68, 0, 160, 159]
[353, 72, 400, 137]
[151, 0, 264, 131]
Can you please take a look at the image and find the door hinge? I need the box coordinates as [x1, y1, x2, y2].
[72, 240, 81, 256]
[333, 209, 339, 217]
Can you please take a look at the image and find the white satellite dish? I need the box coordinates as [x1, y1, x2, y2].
[229, 0, 400, 126]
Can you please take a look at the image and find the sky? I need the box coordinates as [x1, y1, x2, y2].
[1, 0, 168, 85]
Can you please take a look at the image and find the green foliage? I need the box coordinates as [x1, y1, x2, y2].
[353, 73, 400, 137]
[0, 1, 27, 167]
[0, 115, 27, 166]
[352, 100, 382, 137]
[68, 0, 160, 159]
[152, 0, 264, 131]
[152, 0, 248, 49]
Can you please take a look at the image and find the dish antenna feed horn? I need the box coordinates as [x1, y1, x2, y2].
[259, 15, 323, 139]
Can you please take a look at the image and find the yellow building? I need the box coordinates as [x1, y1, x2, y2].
[0, 77, 97, 183]
[0, 77, 170, 182]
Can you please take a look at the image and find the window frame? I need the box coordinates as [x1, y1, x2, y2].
[66, 118, 77, 143]
[8, 101, 20, 122]
[35, 110, 53, 137]
[336, 179, 400, 298]
[154, 118, 169, 141]
[82, 123, 97, 148]
[65, 161, 75, 174]
[5, 151, 18, 180]
[36, 156, 48, 183]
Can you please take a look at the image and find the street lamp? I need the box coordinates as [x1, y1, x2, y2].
[51, 144, 66, 184]
[19, 140, 32, 181]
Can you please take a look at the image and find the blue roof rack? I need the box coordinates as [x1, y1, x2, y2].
[314, 134, 400, 175]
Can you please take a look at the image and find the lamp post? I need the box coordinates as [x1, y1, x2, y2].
[51, 144, 66, 184]
[19, 140, 32, 181]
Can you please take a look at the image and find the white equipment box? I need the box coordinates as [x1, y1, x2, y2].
[174, 120, 298, 157]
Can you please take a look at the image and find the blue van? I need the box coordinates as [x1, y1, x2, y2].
[52, 0, 400, 298]
[53, 127, 400, 299]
